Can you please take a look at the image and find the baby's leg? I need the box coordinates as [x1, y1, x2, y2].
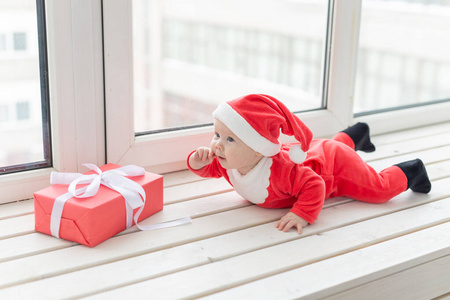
[333, 161, 407, 204]
[333, 122, 376, 153]
[329, 143, 431, 204]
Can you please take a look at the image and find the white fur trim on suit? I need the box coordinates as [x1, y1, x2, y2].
[212, 103, 280, 156]
[227, 156, 272, 204]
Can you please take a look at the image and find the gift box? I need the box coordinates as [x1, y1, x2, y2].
[34, 163, 163, 247]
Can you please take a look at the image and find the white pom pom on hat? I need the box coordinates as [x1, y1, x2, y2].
[212, 94, 313, 164]
[289, 144, 307, 164]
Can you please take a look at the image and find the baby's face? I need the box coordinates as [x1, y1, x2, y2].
[211, 119, 262, 175]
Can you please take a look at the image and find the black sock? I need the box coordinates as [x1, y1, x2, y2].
[395, 159, 432, 193]
[342, 122, 376, 153]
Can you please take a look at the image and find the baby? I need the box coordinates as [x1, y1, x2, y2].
[187, 94, 431, 234]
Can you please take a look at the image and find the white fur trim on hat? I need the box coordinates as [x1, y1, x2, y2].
[212, 103, 281, 156]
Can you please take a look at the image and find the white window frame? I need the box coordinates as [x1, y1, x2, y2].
[1, 0, 449, 203]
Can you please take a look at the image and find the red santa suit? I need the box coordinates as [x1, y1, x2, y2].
[188, 135, 407, 224]
[187, 94, 417, 224]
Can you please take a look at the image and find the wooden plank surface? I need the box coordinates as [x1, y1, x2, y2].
[0, 121, 449, 299]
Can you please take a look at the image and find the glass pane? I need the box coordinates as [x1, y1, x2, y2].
[354, 0, 450, 114]
[0, 0, 51, 174]
[132, 0, 330, 134]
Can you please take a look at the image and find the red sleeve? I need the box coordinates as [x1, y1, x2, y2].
[288, 166, 325, 224]
[186, 151, 226, 179]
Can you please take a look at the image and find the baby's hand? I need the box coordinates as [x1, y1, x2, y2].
[189, 147, 216, 170]
[275, 212, 309, 234]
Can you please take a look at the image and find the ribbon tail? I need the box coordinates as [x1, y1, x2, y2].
[129, 185, 191, 231]
[136, 216, 192, 230]
[135, 213, 192, 231]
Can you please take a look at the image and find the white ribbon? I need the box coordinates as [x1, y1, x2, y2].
[50, 163, 191, 238]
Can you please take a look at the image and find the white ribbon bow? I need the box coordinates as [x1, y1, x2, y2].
[50, 163, 191, 238]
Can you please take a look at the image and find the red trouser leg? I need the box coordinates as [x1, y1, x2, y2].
[332, 132, 355, 150]
[325, 141, 408, 203]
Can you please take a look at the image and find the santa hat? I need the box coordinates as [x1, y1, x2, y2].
[212, 94, 313, 164]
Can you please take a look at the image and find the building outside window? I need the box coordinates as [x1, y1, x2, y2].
[0, 34, 6, 52]
[0, 104, 8, 122]
[13, 32, 27, 51]
[16, 101, 30, 121]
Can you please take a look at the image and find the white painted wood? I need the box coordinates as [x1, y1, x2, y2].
[357, 131, 450, 162]
[1, 164, 449, 265]
[0, 191, 248, 241]
[103, 0, 134, 165]
[426, 160, 450, 181]
[3, 177, 448, 296]
[200, 222, 450, 300]
[162, 169, 205, 187]
[2, 192, 449, 298]
[0, 194, 251, 261]
[64, 199, 450, 300]
[0, 196, 353, 290]
[70, 0, 106, 168]
[369, 145, 450, 172]
[0, 215, 34, 239]
[164, 178, 234, 204]
[47, 0, 105, 173]
[0, 233, 73, 263]
[45, 0, 77, 173]
[0, 178, 237, 244]
[368, 121, 450, 147]
[0, 199, 33, 220]
[0, 205, 288, 289]
[326, 0, 362, 129]
[355, 101, 450, 136]
[324, 254, 450, 300]
[0, 168, 52, 204]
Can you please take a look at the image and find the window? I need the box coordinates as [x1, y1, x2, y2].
[0, 0, 51, 174]
[354, 0, 450, 114]
[132, 0, 330, 134]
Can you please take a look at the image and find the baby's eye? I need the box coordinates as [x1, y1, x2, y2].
[214, 133, 220, 138]
[227, 137, 235, 142]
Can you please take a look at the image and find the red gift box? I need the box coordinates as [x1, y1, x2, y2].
[34, 164, 163, 247]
